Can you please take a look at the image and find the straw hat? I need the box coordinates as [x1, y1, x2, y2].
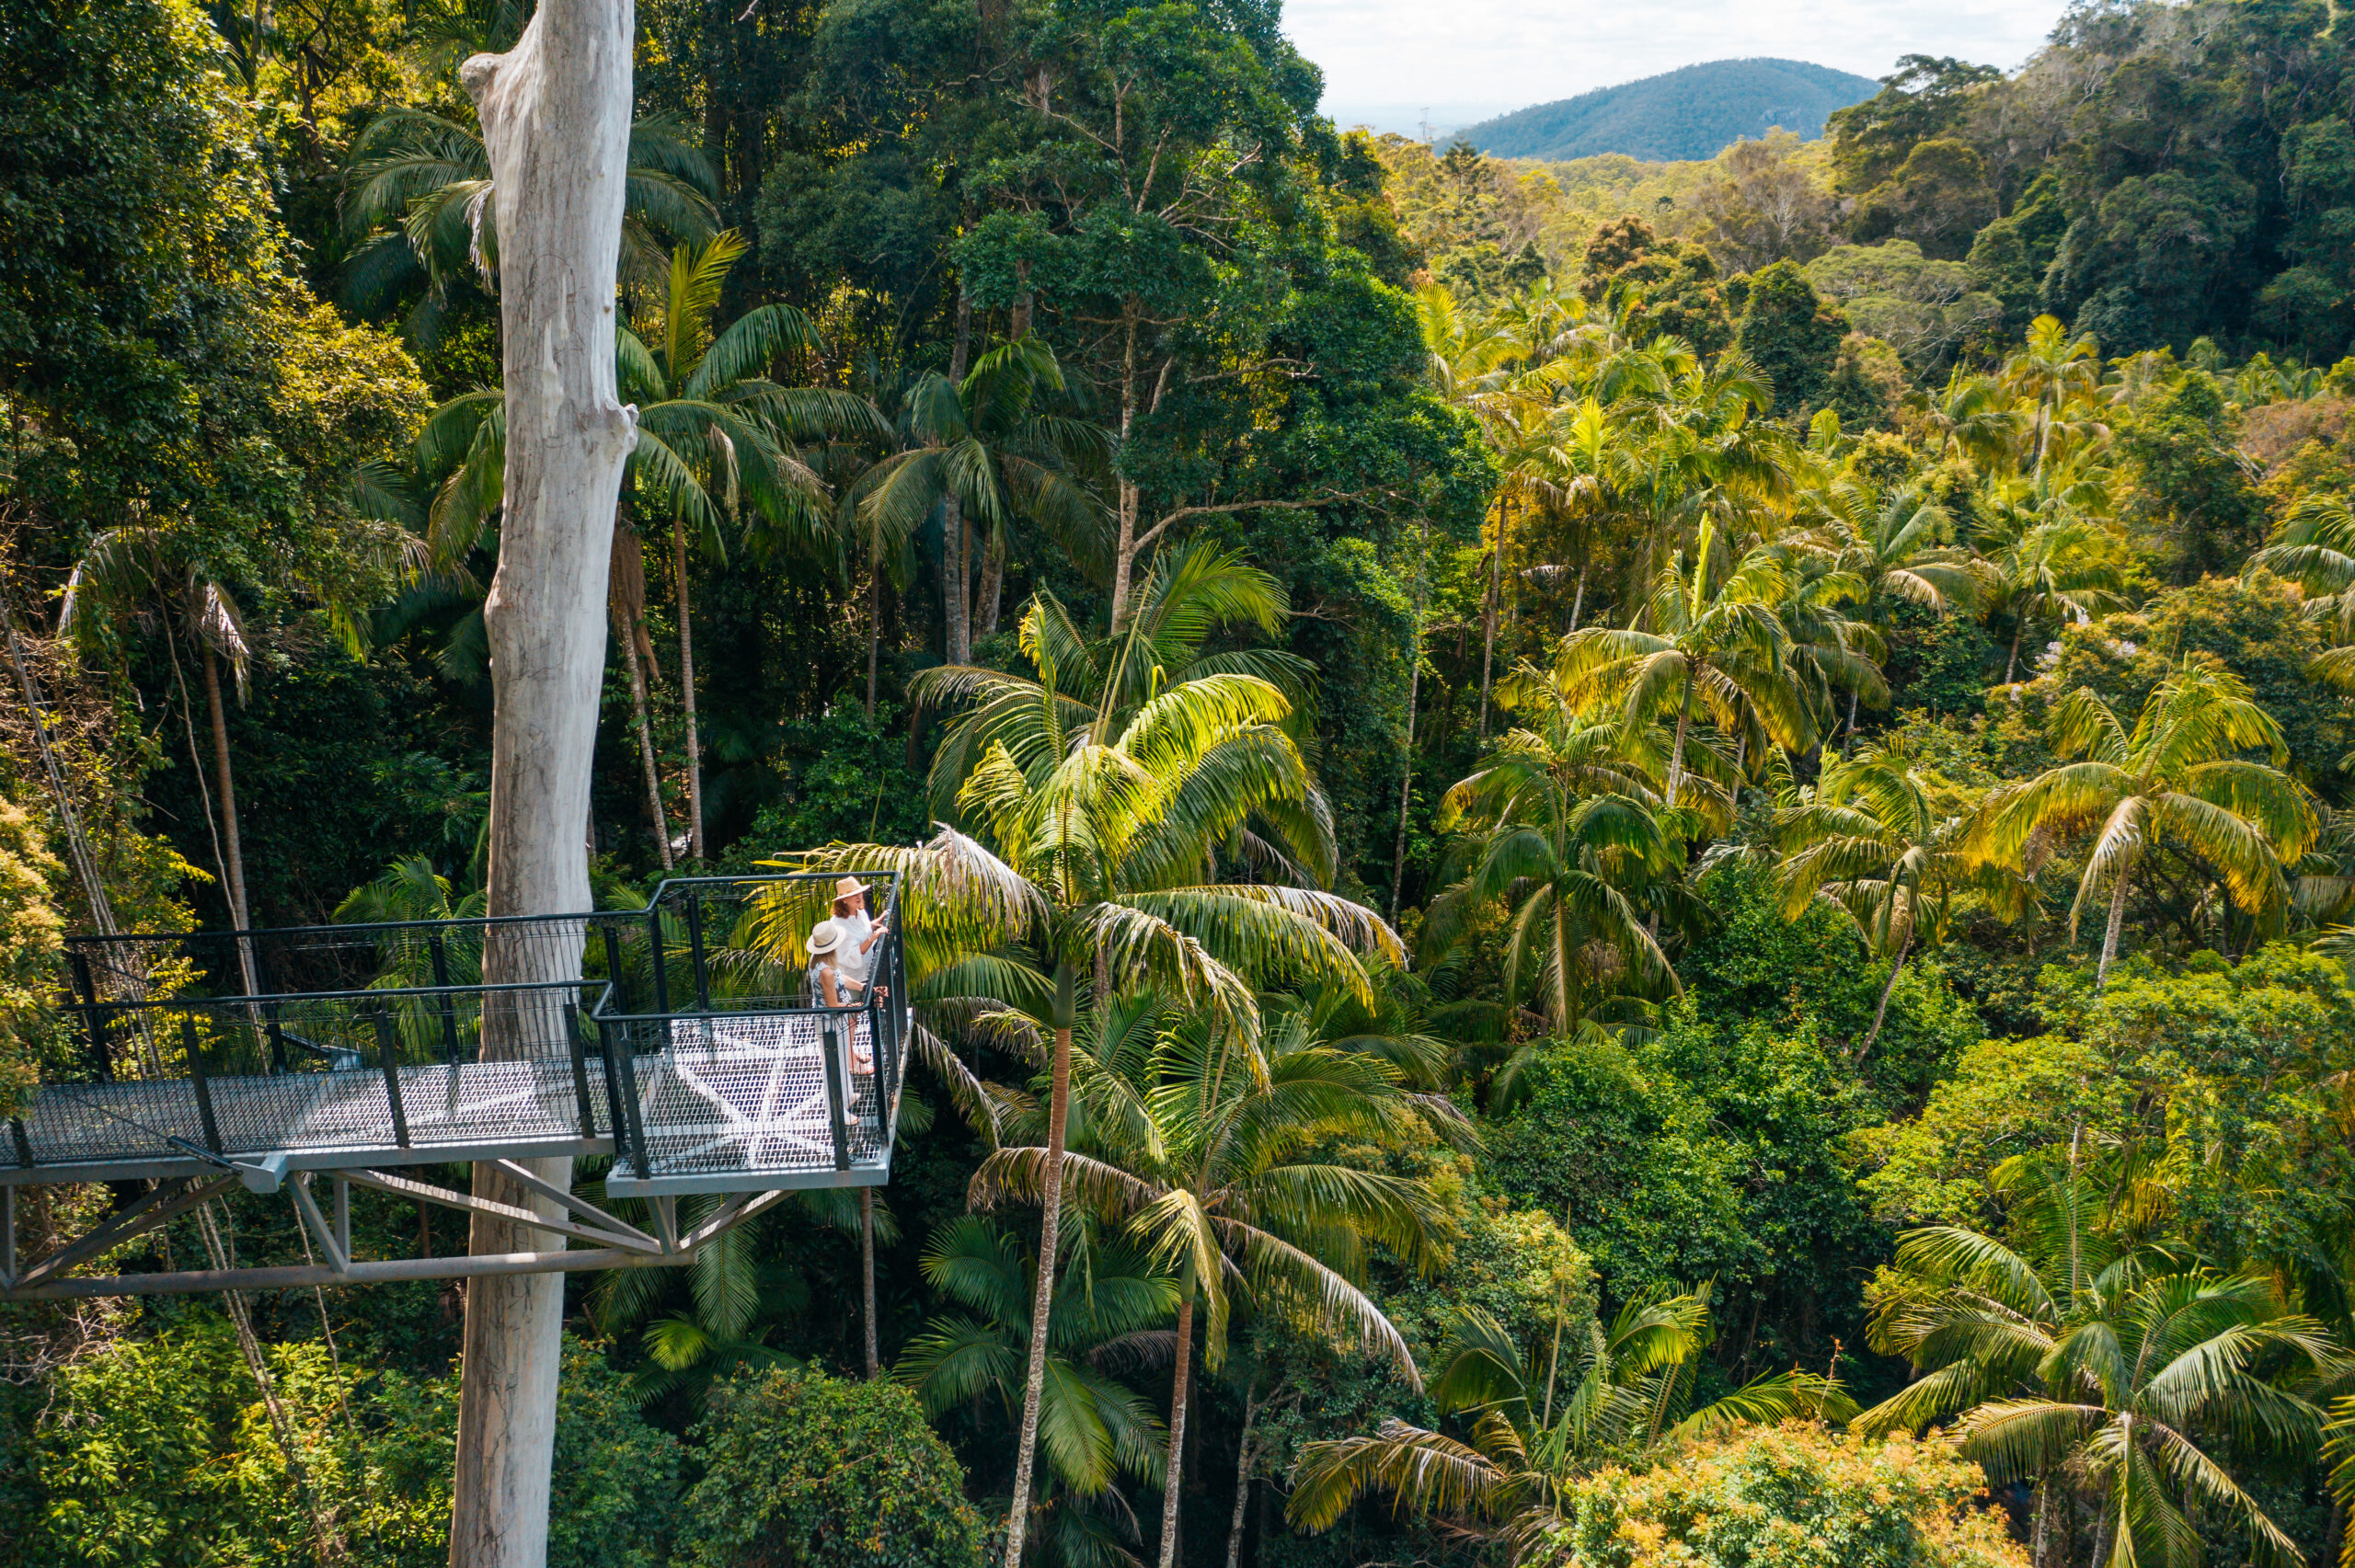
[806, 919, 847, 957]
[833, 875, 872, 901]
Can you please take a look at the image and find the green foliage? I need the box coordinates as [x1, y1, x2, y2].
[1806, 242, 2001, 374]
[1486, 1009, 1890, 1373]
[1547, 1425, 2027, 1568]
[2114, 372, 2270, 582]
[1736, 261, 1847, 418]
[0, 795, 64, 1115]
[733, 704, 932, 859]
[679, 1366, 988, 1568]
[1853, 945, 2355, 1268]
[14, 1328, 682, 1568]
[1826, 56, 2003, 195]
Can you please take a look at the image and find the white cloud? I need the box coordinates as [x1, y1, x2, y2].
[1286, 0, 2062, 121]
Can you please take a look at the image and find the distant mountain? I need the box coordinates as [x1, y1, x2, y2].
[1462, 59, 1880, 163]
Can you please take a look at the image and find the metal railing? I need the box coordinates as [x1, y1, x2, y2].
[20, 875, 906, 1193]
[592, 875, 907, 1194]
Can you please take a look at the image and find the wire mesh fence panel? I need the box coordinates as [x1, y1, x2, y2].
[18, 878, 905, 1191]
[598, 875, 908, 1190]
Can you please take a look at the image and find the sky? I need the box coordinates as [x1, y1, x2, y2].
[1295, 0, 2067, 137]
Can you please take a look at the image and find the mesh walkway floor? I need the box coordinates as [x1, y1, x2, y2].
[6, 1013, 902, 1194]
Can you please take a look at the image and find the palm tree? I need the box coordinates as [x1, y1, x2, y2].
[898, 1214, 1176, 1565]
[419, 232, 868, 857]
[1976, 460, 2124, 683]
[1776, 738, 2028, 1055]
[340, 109, 719, 344]
[1552, 517, 1811, 807]
[1288, 1293, 1851, 1562]
[60, 529, 259, 948]
[1424, 717, 1692, 1041]
[2250, 491, 2355, 644]
[912, 542, 1315, 837]
[1855, 1147, 2334, 1568]
[855, 337, 1107, 668]
[1790, 482, 1978, 749]
[2004, 314, 2106, 480]
[1924, 372, 2024, 474]
[981, 1001, 1453, 1568]
[1969, 661, 2318, 986]
[784, 667, 1400, 1567]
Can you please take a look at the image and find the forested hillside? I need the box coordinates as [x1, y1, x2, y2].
[1463, 57, 1878, 161]
[4, 0, 2355, 1564]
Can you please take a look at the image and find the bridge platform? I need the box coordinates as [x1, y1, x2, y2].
[0, 874, 907, 1298]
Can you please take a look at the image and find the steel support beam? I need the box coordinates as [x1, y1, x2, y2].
[2, 1245, 692, 1300]
[340, 1167, 661, 1255]
[14, 1175, 240, 1292]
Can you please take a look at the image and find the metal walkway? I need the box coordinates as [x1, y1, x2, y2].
[0, 874, 909, 1299]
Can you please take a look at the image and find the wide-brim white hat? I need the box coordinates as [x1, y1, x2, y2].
[806, 919, 847, 956]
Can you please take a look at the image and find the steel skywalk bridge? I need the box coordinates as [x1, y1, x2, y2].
[0, 874, 908, 1299]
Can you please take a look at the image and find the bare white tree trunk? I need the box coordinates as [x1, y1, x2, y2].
[454, 0, 637, 1561]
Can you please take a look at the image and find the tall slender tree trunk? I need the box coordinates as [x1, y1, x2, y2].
[943, 293, 974, 666]
[943, 500, 970, 665]
[618, 621, 671, 870]
[1568, 564, 1585, 634]
[1108, 302, 1147, 635]
[978, 528, 1005, 641]
[865, 554, 882, 723]
[200, 648, 252, 934]
[454, 0, 637, 1561]
[1004, 966, 1076, 1568]
[672, 519, 704, 859]
[1157, 1295, 1196, 1568]
[2005, 615, 2026, 684]
[610, 520, 672, 869]
[2096, 853, 2134, 989]
[1390, 517, 1430, 923]
[1476, 499, 1505, 741]
[1843, 689, 1860, 758]
[860, 1187, 879, 1378]
[1860, 935, 1909, 1059]
[1223, 1379, 1259, 1568]
[1666, 678, 1694, 808]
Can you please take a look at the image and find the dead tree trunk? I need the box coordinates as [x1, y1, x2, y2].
[453, 0, 637, 1560]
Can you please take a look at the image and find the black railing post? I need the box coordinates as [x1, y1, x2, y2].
[372, 1006, 411, 1148]
[429, 933, 461, 1062]
[567, 988, 597, 1137]
[181, 1016, 223, 1156]
[599, 922, 626, 1013]
[685, 892, 712, 1013]
[615, 1022, 652, 1177]
[251, 944, 290, 1073]
[67, 952, 111, 1082]
[821, 1021, 851, 1172]
[649, 906, 672, 1016]
[596, 1015, 630, 1154]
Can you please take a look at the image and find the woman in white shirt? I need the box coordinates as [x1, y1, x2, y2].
[830, 875, 889, 988]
